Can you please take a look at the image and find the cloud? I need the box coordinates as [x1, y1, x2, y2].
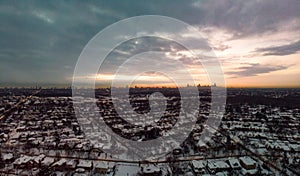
[226, 63, 291, 77]
[0, 1, 124, 83]
[255, 40, 300, 56]
[193, 0, 300, 39]
[0, 0, 299, 85]
[212, 43, 231, 51]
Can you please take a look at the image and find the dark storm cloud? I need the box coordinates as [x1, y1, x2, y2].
[0, 1, 128, 83]
[226, 63, 290, 77]
[0, 0, 299, 84]
[194, 0, 300, 38]
[255, 40, 300, 56]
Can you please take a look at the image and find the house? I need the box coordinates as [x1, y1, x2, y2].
[140, 164, 162, 176]
[32, 154, 46, 167]
[94, 161, 109, 174]
[52, 158, 67, 171]
[77, 160, 93, 171]
[214, 161, 231, 172]
[239, 157, 256, 170]
[239, 156, 258, 175]
[207, 160, 230, 174]
[2, 153, 14, 163]
[41, 157, 55, 167]
[227, 158, 241, 170]
[65, 159, 77, 171]
[190, 160, 206, 174]
[13, 155, 33, 169]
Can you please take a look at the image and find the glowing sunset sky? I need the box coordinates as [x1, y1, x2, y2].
[0, 0, 300, 87]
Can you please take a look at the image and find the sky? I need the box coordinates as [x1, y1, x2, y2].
[0, 0, 300, 88]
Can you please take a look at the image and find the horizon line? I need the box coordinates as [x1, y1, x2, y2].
[1, 85, 300, 89]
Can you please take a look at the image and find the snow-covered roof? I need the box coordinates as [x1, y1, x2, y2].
[214, 161, 230, 169]
[14, 155, 32, 164]
[239, 156, 256, 166]
[241, 168, 258, 175]
[227, 158, 241, 169]
[142, 164, 161, 174]
[216, 172, 228, 176]
[191, 160, 206, 169]
[33, 154, 46, 163]
[77, 160, 92, 168]
[53, 158, 67, 166]
[3, 153, 13, 161]
[41, 157, 54, 166]
[94, 161, 109, 169]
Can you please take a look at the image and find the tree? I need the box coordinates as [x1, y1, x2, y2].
[0, 151, 4, 169]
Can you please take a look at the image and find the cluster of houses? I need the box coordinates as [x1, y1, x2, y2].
[1, 88, 300, 175]
[0, 95, 169, 175]
[5, 153, 114, 175]
[190, 156, 259, 175]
